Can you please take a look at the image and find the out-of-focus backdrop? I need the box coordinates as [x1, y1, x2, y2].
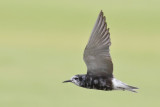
[0, 0, 160, 107]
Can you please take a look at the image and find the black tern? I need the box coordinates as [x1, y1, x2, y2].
[63, 11, 138, 92]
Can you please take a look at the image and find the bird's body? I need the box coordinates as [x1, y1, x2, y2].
[71, 74, 113, 91]
[63, 11, 138, 92]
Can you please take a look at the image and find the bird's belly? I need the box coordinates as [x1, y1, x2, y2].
[84, 84, 112, 91]
[80, 77, 113, 91]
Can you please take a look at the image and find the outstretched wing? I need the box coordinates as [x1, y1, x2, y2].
[83, 11, 113, 77]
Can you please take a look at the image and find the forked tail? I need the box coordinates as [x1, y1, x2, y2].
[112, 78, 139, 93]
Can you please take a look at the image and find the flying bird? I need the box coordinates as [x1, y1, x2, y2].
[63, 11, 138, 92]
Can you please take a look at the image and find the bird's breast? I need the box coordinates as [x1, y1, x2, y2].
[80, 76, 113, 91]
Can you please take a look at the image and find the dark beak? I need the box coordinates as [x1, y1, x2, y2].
[63, 80, 72, 83]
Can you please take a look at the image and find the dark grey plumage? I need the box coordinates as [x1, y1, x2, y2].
[83, 11, 113, 78]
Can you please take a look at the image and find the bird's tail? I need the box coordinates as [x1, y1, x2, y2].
[112, 78, 138, 93]
[124, 85, 139, 93]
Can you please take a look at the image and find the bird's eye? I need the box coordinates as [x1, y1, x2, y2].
[75, 78, 78, 80]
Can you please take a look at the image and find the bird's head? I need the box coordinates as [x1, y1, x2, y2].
[63, 75, 85, 86]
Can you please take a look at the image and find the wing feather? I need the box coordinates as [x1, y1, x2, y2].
[83, 11, 113, 77]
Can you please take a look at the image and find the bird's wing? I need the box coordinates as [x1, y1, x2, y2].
[83, 11, 113, 77]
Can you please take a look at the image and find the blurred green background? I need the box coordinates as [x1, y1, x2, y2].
[0, 0, 160, 107]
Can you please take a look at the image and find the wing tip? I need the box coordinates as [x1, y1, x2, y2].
[99, 11, 108, 30]
[100, 10, 104, 16]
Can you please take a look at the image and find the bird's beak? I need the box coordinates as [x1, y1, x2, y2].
[63, 80, 72, 83]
